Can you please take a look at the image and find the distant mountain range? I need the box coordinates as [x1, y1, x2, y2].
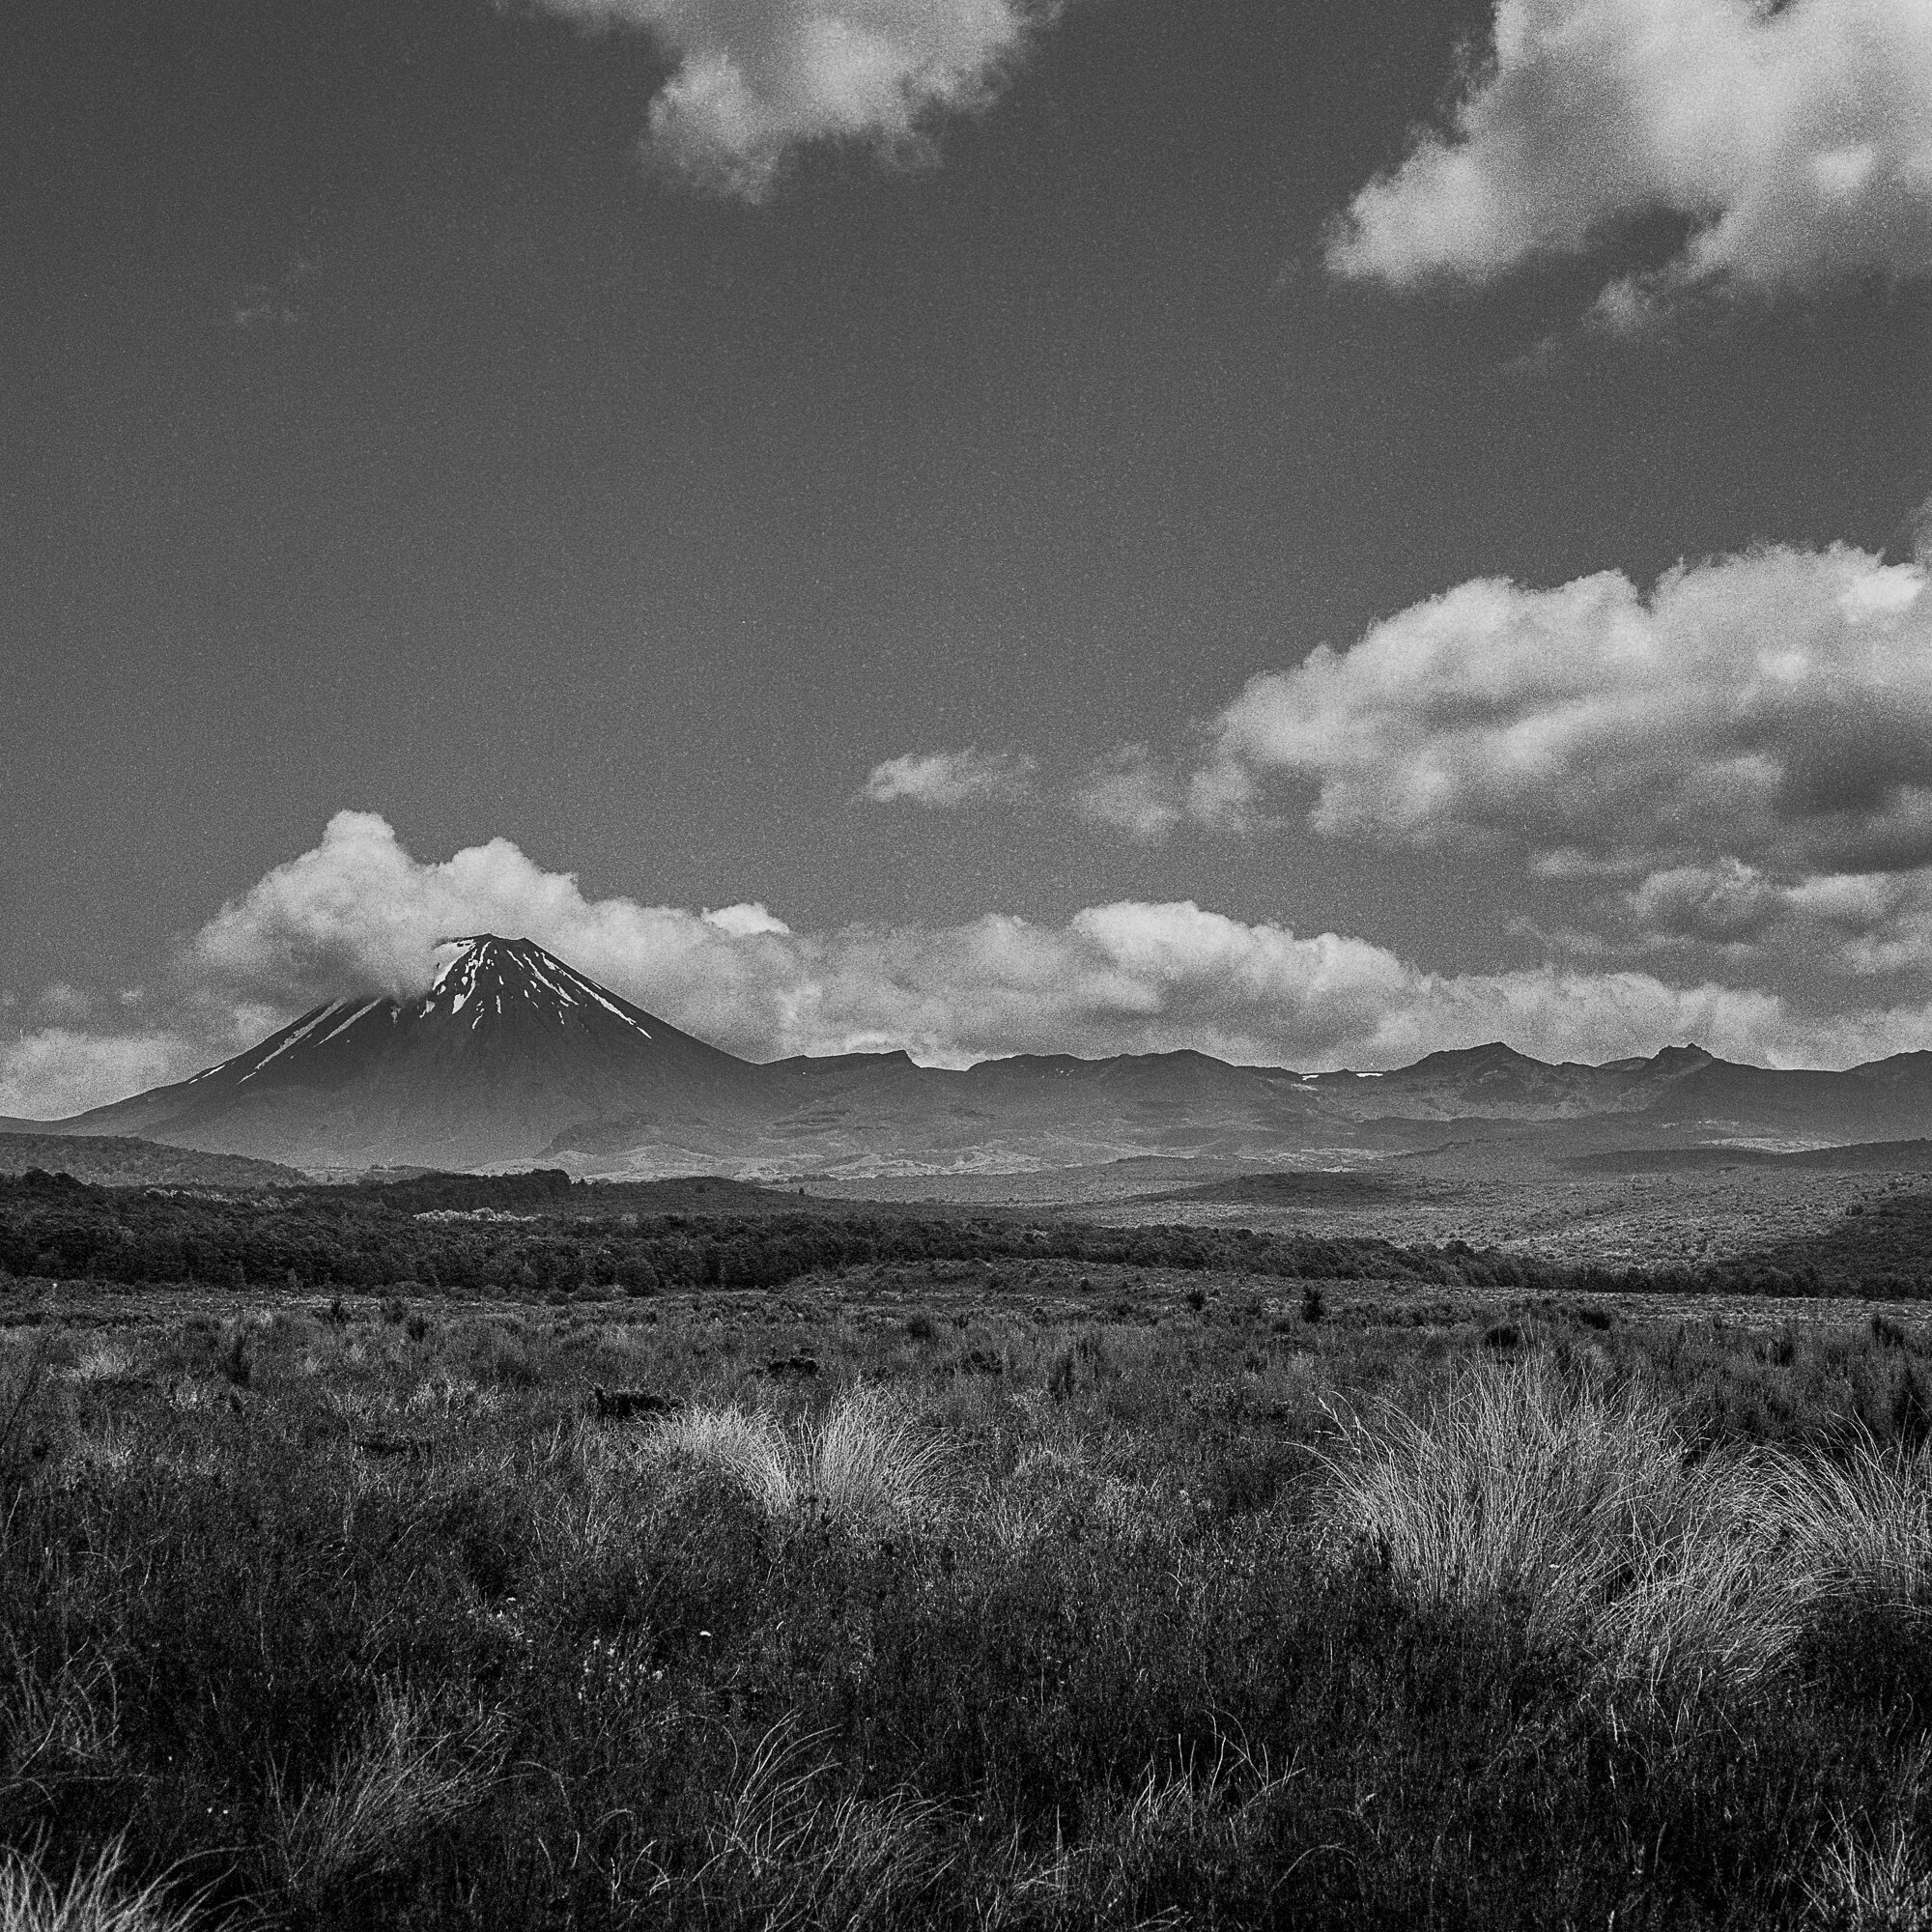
[21, 934, 1932, 1177]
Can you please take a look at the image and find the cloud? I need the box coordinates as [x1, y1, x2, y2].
[701, 901, 793, 938]
[12, 810, 1932, 1126]
[1071, 744, 1185, 843]
[1327, 0, 1932, 314]
[532, 0, 1052, 199]
[863, 746, 1037, 809]
[1188, 543, 1932, 881]
[1596, 859, 1932, 980]
[0, 1028, 204, 1122]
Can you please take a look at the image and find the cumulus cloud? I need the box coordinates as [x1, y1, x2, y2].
[532, 0, 1052, 199]
[1595, 859, 1932, 980]
[20, 810, 1932, 1119]
[1189, 544, 1932, 881]
[863, 747, 1038, 809]
[1327, 0, 1932, 315]
[12, 808, 1932, 1124]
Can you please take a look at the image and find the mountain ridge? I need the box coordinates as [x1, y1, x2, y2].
[27, 935, 1932, 1176]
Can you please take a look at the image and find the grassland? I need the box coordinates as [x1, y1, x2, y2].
[11, 1236, 1932, 1929]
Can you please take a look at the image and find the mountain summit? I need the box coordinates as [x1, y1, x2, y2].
[62, 935, 765, 1170]
[41, 935, 1932, 1176]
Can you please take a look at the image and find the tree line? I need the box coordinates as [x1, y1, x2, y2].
[0, 1167, 1925, 1300]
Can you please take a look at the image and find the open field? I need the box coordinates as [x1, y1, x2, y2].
[13, 1245, 1932, 1927]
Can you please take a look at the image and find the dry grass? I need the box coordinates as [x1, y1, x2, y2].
[1804, 1744, 1932, 1929]
[1776, 1436, 1932, 1618]
[0, 1841, 200, 1932]
[1805, 1818, 1932, 1930]
[992, 1733, 1302, 1931]
[1318, 1353, 1809, 1698]
[650, 1383, 951, 1530]
[263, 1686, 506, 1913]
[0, 1650, 121, 1800]
[675, 1717, 950, 1930]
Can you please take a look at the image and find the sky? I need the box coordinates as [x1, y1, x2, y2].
[4, 0, 1930, 1114]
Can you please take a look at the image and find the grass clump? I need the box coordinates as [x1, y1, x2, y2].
[651, 1382, 951, 1530]
[1318, 1352, 1805, 1699]
[0, 1841, 200, 1932]
[1778, 1435, 1932, 1616]
[262, 1686, 507, 1916]
[676, 1719, 950, 1929]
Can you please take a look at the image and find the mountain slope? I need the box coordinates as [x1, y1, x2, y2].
[27, 940, 1932, 1176]
[54, 936, 770, 1170]
[0, 1133, 306, 1189]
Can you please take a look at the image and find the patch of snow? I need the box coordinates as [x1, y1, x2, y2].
[240, 1004, 345, 1081]
[561, 969, 651, 1037]
[315, 999, 385, 1047]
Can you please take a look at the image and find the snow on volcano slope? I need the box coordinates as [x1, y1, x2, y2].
[53, 936, 772, 1169]
[40, 937, 1932, 1177]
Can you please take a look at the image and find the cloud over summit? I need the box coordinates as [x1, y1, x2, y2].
[12, 810, 1932, 1120]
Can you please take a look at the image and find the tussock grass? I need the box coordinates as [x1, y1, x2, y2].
[1, 1650, 120, 1798]
[681, 1718, 950, 1930]
[20, 1282, 1932, 1925]
[1805, 1817, 1932, 1931]
[651, 1383, 951, 1529]
[655, 1405, 795, 1516]
[0, 1842, 198, 1932]
[263, 1686, 506, 1913]
[1776, 1435, 1932, 1617]
[810, 1384, 952, 1524]
[1801, 1816, 1932, 1924]
[1803, 1743, 1932, 1930]
[1318, 1353, 1807, 1697]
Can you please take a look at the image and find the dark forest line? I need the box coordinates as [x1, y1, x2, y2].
[6, 1166, 1932, 1301]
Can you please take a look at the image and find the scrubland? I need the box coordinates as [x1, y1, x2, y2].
[8, 1270, 1932, 1927]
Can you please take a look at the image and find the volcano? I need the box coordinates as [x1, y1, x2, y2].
[58, 935, 770, 1170]
[39, 935, 1932, 1177]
